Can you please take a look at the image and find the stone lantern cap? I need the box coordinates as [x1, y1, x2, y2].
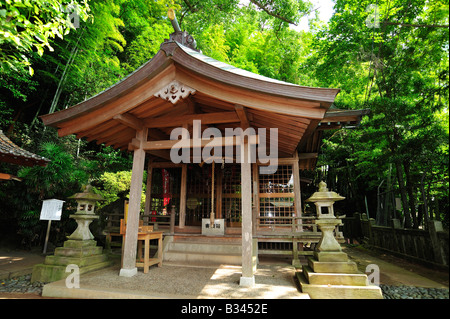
[306, 181, 345, 203]
[68, 184, 104, 202]
[69, 185, 104, 215]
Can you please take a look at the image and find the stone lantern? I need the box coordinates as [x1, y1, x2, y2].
[297, 181, 383, 299]
[31, 184, 113, 283]
[306, 181, 345, 219]
[306, 181, 345, 255]
[67, 184, 104, 240]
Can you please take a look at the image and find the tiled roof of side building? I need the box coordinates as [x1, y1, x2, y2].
[0, 130, 49, 167]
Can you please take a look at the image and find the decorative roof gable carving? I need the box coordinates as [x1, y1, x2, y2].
[154, 80, 196, 104]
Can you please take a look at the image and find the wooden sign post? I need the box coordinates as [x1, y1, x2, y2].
[39, 199, 65, 254]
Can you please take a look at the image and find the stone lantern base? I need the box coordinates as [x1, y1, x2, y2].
[296, 218, 383, 299]
[297, 256, 383, 299]
[31, 239, 113, 283]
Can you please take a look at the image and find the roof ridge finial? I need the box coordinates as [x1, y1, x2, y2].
[163, 9, 198, 52]
[168, 8, 181, 33]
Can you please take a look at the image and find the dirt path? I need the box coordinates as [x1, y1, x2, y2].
[344, 245, 448, 288]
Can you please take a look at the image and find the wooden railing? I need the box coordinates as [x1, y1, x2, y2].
[255, 215, 343, 237]
[142, 205, 176, 234]
[254, 214, 345, 265]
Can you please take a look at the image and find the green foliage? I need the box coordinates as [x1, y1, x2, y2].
[0, 0, 91, 75]
[311, 0, 449, 228]
[95, 171, 132, 205]
[94, 170, 147, 212]
[18, 141, 89, 198]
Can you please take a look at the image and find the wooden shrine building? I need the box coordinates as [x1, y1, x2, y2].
[41, 29, 366, 285]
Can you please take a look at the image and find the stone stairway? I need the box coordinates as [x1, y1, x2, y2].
[163, 235, 242, 266]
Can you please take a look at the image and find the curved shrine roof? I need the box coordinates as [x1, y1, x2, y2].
[39, 34, 364, 169]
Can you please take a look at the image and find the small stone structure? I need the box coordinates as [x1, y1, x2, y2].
[32, 186, 113, 283]
[201, 218, 225, 236]
[297, 182, 383, 299]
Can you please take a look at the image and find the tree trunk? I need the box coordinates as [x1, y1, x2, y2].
[420, 172, 429, 228]
[403, 160, 417, 228]
[48, 46, 79, 114]
[394, 160, 411, 228]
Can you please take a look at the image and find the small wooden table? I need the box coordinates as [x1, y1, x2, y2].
[120, 219, 164, 273]
[135, 230, 164, 273]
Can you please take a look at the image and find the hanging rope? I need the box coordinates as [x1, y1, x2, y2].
[210, 161, 215, 227]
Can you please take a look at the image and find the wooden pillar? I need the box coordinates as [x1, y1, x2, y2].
[240, 137, 255, 287]
[252, 163, 259, 235]
[170, 205, 176, 234]
[215, 169, 223, 219]
[120, 129, 147, 277]
[179, 163, 187, 228]
[143, 159, 153, 224]
[293, 152, 302, 232]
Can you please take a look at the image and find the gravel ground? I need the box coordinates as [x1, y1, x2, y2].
[0, 274, 45, 295]
[380, 284, 449, 299]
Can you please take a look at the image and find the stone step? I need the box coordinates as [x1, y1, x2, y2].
[307, 257, 358, 274]
[44, 253, 109, 267]
[297, 272, 383, 299]
[302, 266, 369, 286]
[32, 260, 114, 283]
[164, 250, 242, 266]
[63, 239, 97, 248]
[167, 241, 242, 254]
[54, 246, 103, 258]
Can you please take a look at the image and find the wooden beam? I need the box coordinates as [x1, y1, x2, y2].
[146, 150, 172, 161]
[298, 152, 318, 160]
[185, 96, 198, 114]
[235, 105, 250, 130]
[144, 111, 239, 128]
[141, 135, 259, 151]
[128, 138, 141, 151]
[0, 173, 22, 181]
[113, 113, 144, 131]
[151, 162, 183, 168]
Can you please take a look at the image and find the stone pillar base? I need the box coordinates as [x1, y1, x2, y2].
[119, 267, 138, 277]
[239, 276, 255, 287]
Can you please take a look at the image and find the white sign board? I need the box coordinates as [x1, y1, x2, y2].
[40, 199, 65, 221]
